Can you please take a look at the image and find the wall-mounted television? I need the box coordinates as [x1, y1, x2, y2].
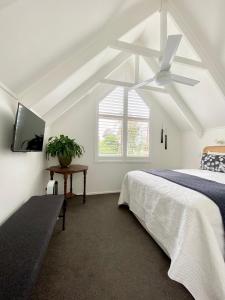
[11, 103, 45, 152]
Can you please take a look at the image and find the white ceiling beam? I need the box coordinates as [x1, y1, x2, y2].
[19, 0, 158, 108]
[144, 57, 203, 137]
[168, 0, 225, 98]
[43, 52, 131, 124]
[134, 55, 140, 84]
[160, 0, 168, 52]
[110, 40, 204, 69]
[166, 85, 203, 137]
[137, 89, 182, 133]
[111, 40, 160, 58]
[101, 78, 168, 94]
[102, 78, 133, 88]
[0, 80, 18, 101]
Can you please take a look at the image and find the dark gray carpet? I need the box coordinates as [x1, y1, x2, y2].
[31, 193, 193, 300]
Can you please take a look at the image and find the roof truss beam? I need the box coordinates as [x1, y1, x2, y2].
[134, 55, 140, 84]
[20, 0, 158, 108]
[110, 40, 205, 69]
[101, 78, 168, 94]
[144, 57, 203, 137]
[160, 0, 167, 52]
[43, 52, 131, 124]
[168, 1, 225, 98]
[0, 80, 18, 101]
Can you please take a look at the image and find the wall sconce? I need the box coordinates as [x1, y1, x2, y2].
[161, 125, 168, 150]
[161, 126, 164, 143]
[165, 128, 168, 150]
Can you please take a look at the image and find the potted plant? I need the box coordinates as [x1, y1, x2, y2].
[46, 135, 84, 168]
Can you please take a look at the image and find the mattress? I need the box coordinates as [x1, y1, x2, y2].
[118, 169, 225, 300]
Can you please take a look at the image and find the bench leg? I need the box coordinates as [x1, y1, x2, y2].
[83, 170, 87, 204]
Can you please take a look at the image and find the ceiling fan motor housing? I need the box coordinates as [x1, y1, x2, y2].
[155, 71, 171, 86]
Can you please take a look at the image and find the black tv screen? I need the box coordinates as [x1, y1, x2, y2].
[11, 103, 45, 152]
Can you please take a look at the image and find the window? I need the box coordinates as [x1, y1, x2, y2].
[97, 87, 150, 160]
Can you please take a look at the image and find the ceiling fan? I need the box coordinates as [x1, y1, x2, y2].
[133, 34, 200, 89]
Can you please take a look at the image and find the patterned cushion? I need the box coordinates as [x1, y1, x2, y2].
[201, 153, 225, 173]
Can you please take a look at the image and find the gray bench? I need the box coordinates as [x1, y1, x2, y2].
[0, 195, 65, 300]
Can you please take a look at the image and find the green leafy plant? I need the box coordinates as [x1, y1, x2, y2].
[46, 135, 84, 167]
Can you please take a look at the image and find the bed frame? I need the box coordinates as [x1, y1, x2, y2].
[203, 145, 225, 154]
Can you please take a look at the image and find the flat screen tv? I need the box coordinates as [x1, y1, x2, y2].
[11, 103, 45, 152]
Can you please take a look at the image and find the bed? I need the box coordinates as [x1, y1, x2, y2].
[118, 146, 225, 300]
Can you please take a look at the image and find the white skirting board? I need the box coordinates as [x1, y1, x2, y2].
[76, 190, 120, 196]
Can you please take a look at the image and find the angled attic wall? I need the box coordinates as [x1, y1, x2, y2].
[16, 0, 158, 105]
[48, 76, 182, 194]
[7, 1, 159, 125]
[1, 0, 225, 135]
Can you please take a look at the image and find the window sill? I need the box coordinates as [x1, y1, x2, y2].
[95, 158, 151, 164]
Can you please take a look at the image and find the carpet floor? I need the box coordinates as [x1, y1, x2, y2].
[31, 193, 193, 300]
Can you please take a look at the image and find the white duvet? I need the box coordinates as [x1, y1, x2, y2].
[118, 169, 225, 300]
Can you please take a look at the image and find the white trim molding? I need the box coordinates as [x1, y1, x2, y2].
[77, 190, 120, 196]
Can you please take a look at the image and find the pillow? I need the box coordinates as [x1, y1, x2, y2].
[201, 153, 225, 173]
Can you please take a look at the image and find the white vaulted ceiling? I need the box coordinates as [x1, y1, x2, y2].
[0, 0, 224, 135]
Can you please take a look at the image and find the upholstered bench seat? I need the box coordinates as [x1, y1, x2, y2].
[0, 195, 64, 300]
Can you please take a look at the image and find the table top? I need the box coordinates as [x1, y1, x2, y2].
[46, 164, 88, 174]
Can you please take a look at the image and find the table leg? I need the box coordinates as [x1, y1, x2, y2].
[62, 199, 67, 231]
[83, 170, 87, 204]
[70, 174, 73, 196]
[50, 171, 54, 180]
[64, 174, 68, 199]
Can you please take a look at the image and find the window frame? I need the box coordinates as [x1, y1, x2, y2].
[95, 87, 151, 163]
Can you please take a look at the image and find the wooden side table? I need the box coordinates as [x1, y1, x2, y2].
[46, 164, 88, 203]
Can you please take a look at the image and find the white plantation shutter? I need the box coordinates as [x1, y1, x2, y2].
[99, 87, 124, 116]
[127, 120, 149, 157]
[128, 90, 149, 119]
[97, 87, 150, 159]
[127, 90, 149, 157]
[98, 87, 123, 157]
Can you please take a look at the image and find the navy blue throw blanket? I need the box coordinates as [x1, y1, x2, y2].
[144, 169, 225, 229]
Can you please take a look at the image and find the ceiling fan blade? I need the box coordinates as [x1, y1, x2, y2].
[160, 34, 182, 71]
[171, 74, 200, 86]
[132, 77, 155, 89]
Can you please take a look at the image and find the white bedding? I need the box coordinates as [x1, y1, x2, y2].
[118, 169, 225, 300]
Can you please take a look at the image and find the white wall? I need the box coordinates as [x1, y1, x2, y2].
[49, 85, 182, 195]
[181, 127, 225, 168]
[0, 88, 47, 224]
